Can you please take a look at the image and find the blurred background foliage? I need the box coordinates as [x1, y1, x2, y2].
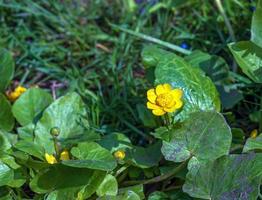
[0, 0, 260, 144]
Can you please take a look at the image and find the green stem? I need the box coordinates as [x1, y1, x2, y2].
[52, 136, 60, 158]
[122, 160, 187, 186]
[259, 91, 262, 133]
[109, 23, 191, 55]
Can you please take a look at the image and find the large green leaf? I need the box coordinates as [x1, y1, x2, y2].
[183, 153, 262, 200]
[96, 174, 118, 197]
[126, 141, 162, 168]
[34, 92, 89, 153]
[251, 0, 262, 48]
[62, 142, 117, 171]
[142, 46, 220, 120]
[243, 134, 262, 152]
[161, 111, 231, 167]
[185, 50, 229, 84]
[0, 94, 14, 132]
[228, 41, 262, 83]
[12, 88, 53, 126]
[0, 49, 14, 92]
[30, 164, 101, 193]
[0, 162, 13, 187]
[0, 131, 11, 152]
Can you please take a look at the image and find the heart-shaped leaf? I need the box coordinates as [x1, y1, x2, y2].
[162, 111, 231, 167]
[12, 88, 53, 126]
[183, 153, 262, 200]
[34, 92, 89, 153]
[142, 46, 220, 120]
[62, 142, 117, 171]
[251, 0, 262, 48]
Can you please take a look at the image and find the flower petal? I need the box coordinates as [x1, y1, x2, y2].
[164, 106, 177, 113]
[147, 89, 157, 103]
[171, 89, 183, 99]
[152, 109, 166, 116]
[147, 102, 161, 110]
[156, 84, 168, 95]
[174, 100, 183, 109]
[163, 83, 172, 92]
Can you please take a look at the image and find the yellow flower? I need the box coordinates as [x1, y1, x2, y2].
[60, 150, 70, 161]
[146, 83, 183, 116]
[6, 86, 27, 102]
[250, 129, 258, 138]
[114, 150, 125, 160]
[45, 153, 57, 164]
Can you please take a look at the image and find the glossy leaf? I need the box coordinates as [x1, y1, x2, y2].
[0, 162, 13, 187]
[185, 50, 229, 84]
[0, 94, 14, 132]
[62, 142, 117, 171]
[243, 134, 262, 152]
[183, 153, 262, 200]
[142, 46, 220, 120]
[34, 92, 89, 153]
[12, 88, 53, 126]
[251, 0, 262, 48]
[96, 174, 118, 197]
[228, 41, 262, 83]
[0, 49, 14, 92]
[162, 111, 231, 167]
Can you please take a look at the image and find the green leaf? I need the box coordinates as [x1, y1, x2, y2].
[0, 131, 11, 152]
[127, 141, 162, 168]
[243, 134, 262, 152]
[185, 50, 229, 84]
[0, 49, 14, 92]
[148, 191, 169, 200]
[0, 94, 14, 132]
[136, 104, 157, 128]
[228, 41, 262, 83]
[183, 153, 262, 200]
[30, 164, 98, 193]
[96, 174, 118, 197]
[251, 0, 262, 48]
[162, 111, 232, 167]
[12, 88, 53, 126]
[34, 92, 89, 153]
[142, 46, 220, 120]
[62, 142, 117, 171]
[99, 132, 132, 153]
[0, 162, 13, 187]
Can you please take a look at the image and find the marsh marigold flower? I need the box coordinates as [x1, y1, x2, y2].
[114, 150, 125, 160]
[6, 86, 27, 102]
[147, 83, 183, 116]
[45, 153, 57, 164]
[250, 129, 258, 138]
[60, 150, 70, 161]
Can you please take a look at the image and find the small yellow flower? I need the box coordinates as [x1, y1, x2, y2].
[6, 86, 27, 102]
[250, 129, 258, 138]
[60, 150, 70, 161]
[114, 150, 125, 160]
[146, 83, 183, 116]
[45, 153, 57, 164]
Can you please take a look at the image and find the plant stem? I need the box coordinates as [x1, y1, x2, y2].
[122, 160, 187, 186]
[259, 90, 262, 133]
[109, 23, 192, 55]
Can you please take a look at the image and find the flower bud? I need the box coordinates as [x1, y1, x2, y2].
[50, 127, 60, 137]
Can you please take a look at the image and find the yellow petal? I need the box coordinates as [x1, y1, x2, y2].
[250, 129, 258, 138]
[147, 89, 157, 103]
[147, 102, 161, 110]
[164, 106, 177, 113]
[171, 89, 183, 99]
[152, 109, 166, 116]
[174, 100, 183, 109]
[114, 150, 126, 160]
[156, 84, 169, 95]
[60, 150, 70, 161]
[45, 153, 57, 164]
[163, 83, 172, 92]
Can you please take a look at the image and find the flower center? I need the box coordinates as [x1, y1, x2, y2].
[156, 93, 174, 107]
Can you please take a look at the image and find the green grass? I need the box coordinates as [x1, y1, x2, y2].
[0, 0, 260, 142]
